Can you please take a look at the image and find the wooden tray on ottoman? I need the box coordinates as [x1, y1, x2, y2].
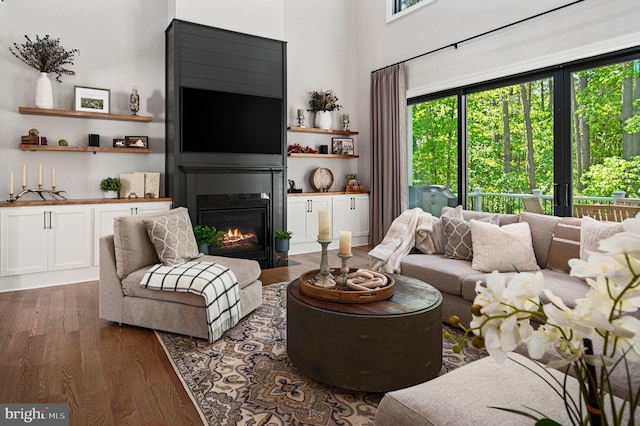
[299, 268, 395, 303]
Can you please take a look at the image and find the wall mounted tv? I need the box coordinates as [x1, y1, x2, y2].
[181, 87, 283, 155]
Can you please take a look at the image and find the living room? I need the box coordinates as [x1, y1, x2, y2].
[1, 0, 639, 425]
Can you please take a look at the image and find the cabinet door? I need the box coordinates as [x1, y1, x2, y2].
[287, 198, 309, 244]
[352, 195, 370, 237]
[306, 197, 331, 241]
[48, 207, 92, 271]
[93, 205, 134, 265]
[331, 196, 352, 239]
[0, 208, 48, 276]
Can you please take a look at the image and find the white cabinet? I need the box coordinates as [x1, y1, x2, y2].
[93, 201, 171, 264]
[287, 193, 369, 254]
[332, 194, 370, 240]
[0, 206, 92, 276]
[287, 196, 332, 246]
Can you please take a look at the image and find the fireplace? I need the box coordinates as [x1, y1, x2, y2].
[197, 193, 270, 267]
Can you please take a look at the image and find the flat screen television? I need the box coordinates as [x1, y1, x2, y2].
[181, 87, 283, 155]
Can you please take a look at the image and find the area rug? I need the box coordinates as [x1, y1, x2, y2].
[156, 282, 488, 426]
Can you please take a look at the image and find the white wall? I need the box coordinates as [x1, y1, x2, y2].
[0, 0, 168, 199]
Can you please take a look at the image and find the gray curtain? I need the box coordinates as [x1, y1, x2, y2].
[370, 63, 408, 245]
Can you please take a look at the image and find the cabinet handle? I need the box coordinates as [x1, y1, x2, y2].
[351, 197, 355, 210]
[47, 211, 53, 229]
[43, 211, 47, 229]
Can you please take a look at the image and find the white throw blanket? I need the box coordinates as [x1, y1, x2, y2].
[369, 208, 434, 273]
[140, 261, 240, 343]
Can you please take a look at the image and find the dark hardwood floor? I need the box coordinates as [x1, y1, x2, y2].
[0, 245, 372, 425]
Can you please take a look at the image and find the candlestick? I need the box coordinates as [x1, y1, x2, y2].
[314, 238, 336, 288]
[339, 230, 352, 255]
[52, 167, 56, 187]
[336, 252, 353, 285]
[38, 164, 42, 186]
[10, 172, 14, 196]
[22, 165, 26, 187]
[297, 108, 305, 128]
[318, 209, 331, 240]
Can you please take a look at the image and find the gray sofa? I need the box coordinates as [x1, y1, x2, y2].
[99, 208, 263, 340]
[399, 209, 603, 323]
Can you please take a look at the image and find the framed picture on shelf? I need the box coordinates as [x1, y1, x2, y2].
[113, 138, 126, 148]
[332, 138, 354, 155]
[125, 136, 148, 148]
[74, 86, 111, 113]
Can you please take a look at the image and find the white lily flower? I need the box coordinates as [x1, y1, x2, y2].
[611, 315, 640, 363]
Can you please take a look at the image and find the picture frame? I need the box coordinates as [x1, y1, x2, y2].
[332, 138, 354, 155]
[125, 135, 148, 148]
[74, 86, 111, 113]
[113, 138, 126, 148]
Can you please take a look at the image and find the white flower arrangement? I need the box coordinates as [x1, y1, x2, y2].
[447, 215, 640, 425]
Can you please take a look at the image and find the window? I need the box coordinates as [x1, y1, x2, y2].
[387, 0, 435, 22]
[408, 47, 640, 216]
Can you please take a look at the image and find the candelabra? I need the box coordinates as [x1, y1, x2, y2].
[314, 239, 336, 288]
[335, 252, 353, 285]
[8, 185, 67, 202]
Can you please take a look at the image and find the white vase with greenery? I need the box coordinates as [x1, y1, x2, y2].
[35, 72, 53, 109]
[309, 89, 341, 130]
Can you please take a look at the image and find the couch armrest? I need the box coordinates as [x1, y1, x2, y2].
[99, 234, 125, 323]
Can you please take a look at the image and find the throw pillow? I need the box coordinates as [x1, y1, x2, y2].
[470, 220, 539, 272]
[546, 217, 582, 274]
[579, 216, 623, 260]
[442, 215, 498, 261]
[144, 209, 202, 265]
[430, 205, 464, 255]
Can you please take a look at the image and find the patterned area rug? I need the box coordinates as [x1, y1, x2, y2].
[156, 282, 488, 426]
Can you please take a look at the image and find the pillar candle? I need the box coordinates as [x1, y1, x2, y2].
[297, 108, 304, 117]
[22, 165, 26, 187]
[52, 167, 56, 187]
[318, 209, 332, 240]
[10, 172, 14, 194]
[38, 164, 42, 186]
[339, 230, 352, 255]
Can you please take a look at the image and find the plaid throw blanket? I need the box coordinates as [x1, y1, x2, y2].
[140, 261, 241, 343]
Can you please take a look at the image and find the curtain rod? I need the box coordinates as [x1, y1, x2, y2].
[372, 0, 585, 74]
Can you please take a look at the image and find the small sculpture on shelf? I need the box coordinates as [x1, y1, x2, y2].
[296, 108, 305, 128]
[129, 86, 140, 115]
[288, 179, 302, 194]
[342, 113, 350, 131]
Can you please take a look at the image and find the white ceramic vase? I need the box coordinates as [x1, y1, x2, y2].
[103, 191, 118, 199]
[35, 72, 53, 109]
[315, 111, 332, 129]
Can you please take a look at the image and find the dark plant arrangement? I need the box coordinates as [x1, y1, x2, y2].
[99, 177, 121, 192]
[9, 34, 79, 82]
[274, 230, 293, 239]
[308, 89, 342, 112]
[193, 225, 225, 247]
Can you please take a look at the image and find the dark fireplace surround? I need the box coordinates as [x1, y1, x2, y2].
[165, 20, 287, 268]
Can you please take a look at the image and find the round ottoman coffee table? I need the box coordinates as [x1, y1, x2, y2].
[286, 274, 442, 392]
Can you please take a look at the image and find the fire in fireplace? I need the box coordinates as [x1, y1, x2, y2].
[197, 193, 271, 267]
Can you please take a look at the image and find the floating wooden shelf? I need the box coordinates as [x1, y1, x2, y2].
[18, 106, 152, 122]
[19, 144, 152, 154]
[287, 126, 358, 135]
[288, 153, 359, 158]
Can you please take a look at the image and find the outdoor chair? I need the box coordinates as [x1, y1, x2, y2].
[522, 196, 544, 214]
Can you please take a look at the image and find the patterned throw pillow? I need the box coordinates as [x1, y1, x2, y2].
[144, 209, 202, 265]
[442, 215, 497, 261]
[579, 216, 623, 260]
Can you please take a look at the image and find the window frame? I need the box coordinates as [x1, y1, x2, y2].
[407, 45, 640, 215]
[386, 0, 435, 23]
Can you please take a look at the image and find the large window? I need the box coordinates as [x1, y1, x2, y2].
[408, 48, 640, 216]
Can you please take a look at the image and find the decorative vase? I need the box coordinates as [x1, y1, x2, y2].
[315, 111, 332, 129]
[35, 72, 53, 109]
[199, 242, 210, 255]
[103, 191, 118, 199]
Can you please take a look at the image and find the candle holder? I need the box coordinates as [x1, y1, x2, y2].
[7, 185, 67, 202]
[342, 117, 350, 132]
[297, 113, 305, 128]
[314, 239, 336, 288]
[335, 252, 353, 285]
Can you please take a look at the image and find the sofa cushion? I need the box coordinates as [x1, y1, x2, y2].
[470, 220, 539, 272]
[113, 207, 190, 280]
[121, 255, 261, 304]
[401, 254, 480, 297]
[580, 216, 623, 260]
[461, 209, 519, 226]
[519, 212, 562, 268]
[547, 217, 582, 273]
[442, 216, 497, 261]
[427, 205, 464, 255]
[144, 209, 202, 265]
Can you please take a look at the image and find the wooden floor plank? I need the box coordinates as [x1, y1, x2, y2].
[0, 246, 373, 424]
